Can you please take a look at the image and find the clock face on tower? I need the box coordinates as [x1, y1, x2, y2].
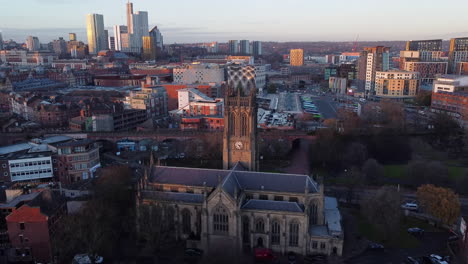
[235, 141, 243, 150]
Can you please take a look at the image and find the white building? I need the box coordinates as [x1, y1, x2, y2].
[240, 40, 250, 55]
[173, 63, 225, 84]
[329, 77, 347, 94]
[433, 75, 468, 93]
[113, 25, 128, 51]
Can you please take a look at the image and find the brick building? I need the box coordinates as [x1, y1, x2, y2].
[5, 190, 66, 263]
[55, 139, 101, 184]
[93, 74, 146, 87]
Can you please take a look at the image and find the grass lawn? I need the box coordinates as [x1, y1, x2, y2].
[356, 214, 422, 249]
[384, 164, 465, 181]
[448, 166, 465, 181]
[384, 165, 407, 180]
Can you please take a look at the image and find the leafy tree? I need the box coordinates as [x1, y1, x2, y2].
[415, 91, 432, 106]
[267, 83, 278, 94]
[406, 160, 451, 187]
[362, 158, 384, 185]
[343, 167, 365, 204]
[361, 186, 402, 241]
[342, 142, 368, 168]
[53, 166, 136, 263]
[417, 184, 461, 225]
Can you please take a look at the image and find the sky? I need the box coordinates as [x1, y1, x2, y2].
[2, 0, 468, 44]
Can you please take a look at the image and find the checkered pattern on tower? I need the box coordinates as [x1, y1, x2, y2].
[227, 64, 256, 94]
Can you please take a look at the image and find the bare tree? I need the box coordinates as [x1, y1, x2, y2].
[361, 186, 402, 241]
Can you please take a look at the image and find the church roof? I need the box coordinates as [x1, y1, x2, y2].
[141, 190, 204, 204]
[241, 199, 304, 213]
[151, 166, 319, 195]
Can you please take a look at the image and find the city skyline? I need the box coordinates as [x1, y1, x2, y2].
[2, 0, 468, 43]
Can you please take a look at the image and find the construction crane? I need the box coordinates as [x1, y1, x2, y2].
[352, 34, 360, 52]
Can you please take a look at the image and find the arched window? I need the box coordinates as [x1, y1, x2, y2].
[229, 112, 236, 136]
[182, 209, 191, 235]
[166, 206, 175, 231]
[310, 204, 318, 225]
[255, 218, 265, 233]
[213, 206, 229, 234]
[289, 220, 299, 247]
[242, 216, 250, 243]
[240, 113, 248, 137]
[271, 221, 280, 245]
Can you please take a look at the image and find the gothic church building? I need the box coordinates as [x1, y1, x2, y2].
[138, 63, 344, 256]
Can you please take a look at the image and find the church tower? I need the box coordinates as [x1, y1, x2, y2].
[223, 64, 259, 171]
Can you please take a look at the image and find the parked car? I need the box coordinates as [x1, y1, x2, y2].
[408, 227, 425, 237]
[305, 254, 327, 263]
[184, 248, 203, 263]
[254, 248, 278, 263]
[429, 254, 449, 264]
[406, 256, 421, 264]
[287, 252, 296, 264]
[367, 242, 384, 251]
[401, 203, 419, 211]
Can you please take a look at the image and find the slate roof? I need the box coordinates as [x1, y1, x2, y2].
[324, 196, 342, 235]
[141, 190, 204, 204]
[151, 166, 229, 187]
[241, 199, 304, 213]
[152, 166, 319, 196]
[309, 226, 330, 237]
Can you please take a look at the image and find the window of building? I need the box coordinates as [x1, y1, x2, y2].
[3, 172, 7, 177]
[289, 197, 299, 203]
[19, 235, 23, 244]
[312, 241, 318, 249]
[274, 196, 283, 201]
[1, 164, 5, 168]
[259, 195, 268, 200]
[19, 223, 25, 230]
[289, 221, 299, 247]
[213, 206, 229, 234]
[255, 219, 265, 233]
[321, 242, 326, 249]
[182, 209, 191, 235]
[271, 221, 280, 245]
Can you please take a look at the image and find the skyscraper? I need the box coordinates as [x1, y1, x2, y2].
[240, 40, 250, 55]
[252, 41, 262, 57]
[86, 14, 106, 54]
[113, 25, 128, 51]
[131, 11, 149, 51]
[229, 40, 239, 55]
[127, 1, 134, 34]
[290, 49, 304, 66]
[0, 32, 3, 50]
[449, 37, 468, 73]
[69, 33, 77, 42]
[109, 37, 116, 50]
[149, 26, 164, 50]
[357, 46, 390, 97]
[26, 36, 40, 51]
[125, 2, 149, 53]
[142, 36, 156, 60]
[104, 30, 109, 51]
